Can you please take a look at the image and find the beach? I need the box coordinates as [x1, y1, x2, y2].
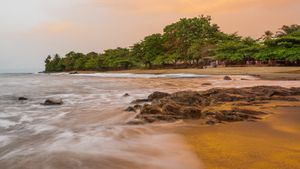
[108, 66, 300, 80]
[0, 72, 299, 169]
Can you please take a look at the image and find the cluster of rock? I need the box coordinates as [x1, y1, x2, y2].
[126, 86, 300, 125]
[17, 97, 63, 106]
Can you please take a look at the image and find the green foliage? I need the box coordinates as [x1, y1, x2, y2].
[44, 18, 300, 72]
[163, 15, 220, 63]
[255, 33, 300, 62]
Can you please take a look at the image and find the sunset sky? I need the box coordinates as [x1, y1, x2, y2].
[1, 0, 300, 72]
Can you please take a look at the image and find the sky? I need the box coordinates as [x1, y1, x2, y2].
[0, 0, 300, 73]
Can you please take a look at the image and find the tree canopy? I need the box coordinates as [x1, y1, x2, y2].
[44, 17, 300, 72]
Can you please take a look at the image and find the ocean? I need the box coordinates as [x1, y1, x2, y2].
[0, 73, 299, 169]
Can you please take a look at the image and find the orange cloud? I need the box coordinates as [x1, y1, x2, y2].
[94, 0, 297, 14]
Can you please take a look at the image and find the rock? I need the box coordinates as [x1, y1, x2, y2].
[42, 99, 63, 106]
[291, 87, 300, 95]
[162, 103, 182, 115]
[127, 119, 145, 125]
[133, 104, 142, 109]
[202, 82, 212, 86]
[124, 106, 136, 112]
[18, 97, 28, 101]
[241, 78, 249, 80]
[148, 92, 170, 101]
[140, 104, 162, 115]
[224, 76, 232, 80]
[206, 120, 218, 125]
[129, 86, 300, 124]
[131, 99, 149, 104]
[181, 107, 202, 118]
[215, 112, 244, 122]
[69, 71, 78, 74]
[123, 93, 130, 97]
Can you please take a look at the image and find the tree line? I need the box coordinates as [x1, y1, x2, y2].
[45, 15, 300, 72]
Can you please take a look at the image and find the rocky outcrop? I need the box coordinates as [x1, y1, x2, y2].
[148, 92, 170, 101]
[42, 99, 63, 106]
[224, 76, 232, 80]
[127, 86, 300, 124]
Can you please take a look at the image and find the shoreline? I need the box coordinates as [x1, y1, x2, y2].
[125, 86, 300, 169]
[49, 67, 300, 81]
[107, 67, 300, 80]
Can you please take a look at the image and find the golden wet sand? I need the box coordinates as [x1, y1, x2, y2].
[178, 102, 300, 169]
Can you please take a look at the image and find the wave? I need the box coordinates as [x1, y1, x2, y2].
[73, 73, 208, 78]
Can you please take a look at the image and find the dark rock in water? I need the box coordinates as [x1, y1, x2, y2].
[69, 71, 78, 74]
[148, 92, 170, 101]
[42, 99, 63, 106]
[241, 78, 249, 80]
[124, 106, 136, 112]
[202, 83, 212, 86]
[18, 97, 28, 101]
[133, 104, 142, 109]
[224, 76, 232, 80]
[123, 93, 130, 97]
[128, 86, 300, 124]
[131, 99, 149, 104]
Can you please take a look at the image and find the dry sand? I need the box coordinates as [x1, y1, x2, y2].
[109, 67, 300, 80]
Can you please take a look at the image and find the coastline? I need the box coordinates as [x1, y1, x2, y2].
[54, 67, 300, 80]
[107, 67, 300, 80]
[124, 86, 300, 169]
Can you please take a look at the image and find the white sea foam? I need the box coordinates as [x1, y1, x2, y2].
[73, 73, 208, 78]
[0, 135, 11, 147]
[0, 119, 17, 128]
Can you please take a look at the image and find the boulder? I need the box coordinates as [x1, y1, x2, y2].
[131, 99, 149, 104]
[124, 106, 136, 112]
[140, 104, 162, 115]
[123, 93, 130, 97]
[42, 99, 63, 106]
[69, 71, 78, 74]
[133, 104, 142, 109]
[18, 97, 28, 101]
[224, 76, 232, 80]
[148, 92, 170, 101]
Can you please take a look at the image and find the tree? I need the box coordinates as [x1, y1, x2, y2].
[215, 36, 261, 63]
[261, 30, 274, 41]
[163, 15, 220, 64]
[276, 24, 300, 37]
[256, 32, 300, 63]
[142, 34, 164, 68]
[187, 40, 214, 66]
[45, 55, 52, 72]
[103, 48, 132, 69]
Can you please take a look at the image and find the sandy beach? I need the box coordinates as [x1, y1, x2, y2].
[108, 67, 300, 80]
